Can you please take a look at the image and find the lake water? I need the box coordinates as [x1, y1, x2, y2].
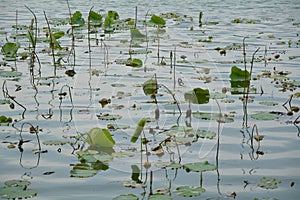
[0, 0, 300, 199]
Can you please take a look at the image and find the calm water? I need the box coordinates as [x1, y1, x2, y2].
[0, 0, 300, 199]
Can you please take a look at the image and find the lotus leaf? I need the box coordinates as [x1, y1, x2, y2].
[70, 163, 98, 178]
[192, 112, 234, 123]
[126, 58, 143, 68]
[142, 79, 157, 96]
[52, 31, 64, 39]
[89, 10, 102, 26]
[42, 140, 67, 146]
[150, 15, 166, 26]
[112, 194, 138, 200]
[195, 130, 216, 139]
[257, 177, 281, 189]
[4, 180, 31, 188]
[173, 186, 205, 197]
[183, 161, 216, 173]
[112, 151, 135, 158]
[1, 42, 20, 57]
[230, 66, 250, 88]
[0, 115, 12, 126]
[131, 118, 147, 143]
[251, 112, 279, 120]
[259, 101, 278, 106]
[71, 11, 85, 25]
[0, 71, 22, 77]
[0, 187, 38, 199]
[148, 194, 172, 200]
[130, 28, 146, 40]
[85, 128, 115, 148]
[184, 88, 210, 104]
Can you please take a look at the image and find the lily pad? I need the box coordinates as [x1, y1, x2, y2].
[70, 163, 98, 178]
[195, 130, 216, 139]
[183, 161, 216, 173]
[0, 187, 38, 199]
[126, 58, 143, 68]
[149, 15, 166, 26]
[259, 101, 278, 106]
[258, 177, 281, 189]
[148, 194, 172, 200]
[192, 112, 234, 123]
[4, 180, 31, 188]
[251, 112, 280, 120]
[0, 71, 22, 77]
[96, 113, 122, 120]
[42, 140, 67, 146]
[0, 115, 13, 126]
[84, 128, 115, 148]
[112, 194, 138, 200]
[173, 186, 205, 197]
[112, 151, 135, 158]
[0, 99, 10, 104]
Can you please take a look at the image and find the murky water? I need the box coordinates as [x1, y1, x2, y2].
[0, 0, 300, 199]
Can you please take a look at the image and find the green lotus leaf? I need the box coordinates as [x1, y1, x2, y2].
[131, 119, 147, 143]
[108, 10, 119, 20]
[251, 112, 279, 120]
[257, 177, 281, 189]
[112, 151, 135, 158]
[89, 10, 102, 26]
[126, 58, 143, 68]
[0, 71, 22, 77]
[71, 11, 85, 25]
[230, 66, 250, 89]
[52, 31, 64, 39]
[184, 88, 210, 104]
[142, 79, 157, 96]
[112, 194, 138, 200]
[130, 28, 146, 40]
[1, 42, 20, 57]
[195, 130, 216, 139]
[85, 128, 115, 148]
[173, 186, 205, 197]
[70, 168, 98, 178]
[0, 187, 37, 199]
[107, 123, 130, 130]
[150, 15, 166, 26]
[148, 193, 172, 200]
[183, 161, 216, 173]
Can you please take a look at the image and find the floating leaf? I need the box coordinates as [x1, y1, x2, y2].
[173, 186, 205, 197]
[251, 112, 280, 120]
[96, 113, 122, 120]
[4, 180, 31, 188]
[183, 161, 216, 173]
[70, 163, 98, 178]
[89, 10, 102, 26]
[184, 88, 210, 104]
[259, 101, 278, 106]
[42, 140, 67, 146]
[0, 115, 12, 126]
[192, 112, 234, 123]
[1, 42, 20, 57]
[131, 119, 147, 143]
[0, 71, 22, 77]
[84, 128, 115, 148]
[150, 15, 166, 26]
[112, 151, 135, 158]
[112, 194, 138, 200]
[0, 99, 10, 104]
[258, 177, 281, 189]
[126, 58, 143, 68]
[0, 187, 38, 199]
[195, 130, 216, 139]
[142, 79, 157, 96]
[71, 11, 85, 25]
[148, 194, 172, 200]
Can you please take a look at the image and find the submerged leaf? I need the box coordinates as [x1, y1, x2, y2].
[192, 112, 234, 123]
[195, 130, 216, 139]
[148, 194, 172, 200]
[85, 128, 115, 148]
[0, 71, 22, 77]
[112, 194, 138, 200]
